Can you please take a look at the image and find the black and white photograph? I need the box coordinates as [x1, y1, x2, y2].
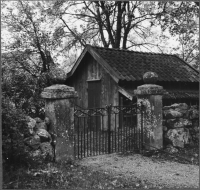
[1, 0, 199, 189]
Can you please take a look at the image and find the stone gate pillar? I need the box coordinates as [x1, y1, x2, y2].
[41, 68, 78, 162]
[134, 72, 165, 150]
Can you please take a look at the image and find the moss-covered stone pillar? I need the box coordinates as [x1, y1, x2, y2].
[134, 72, 165, 150]
[41, 85, 78, 162]
[41, 67, 78, 162]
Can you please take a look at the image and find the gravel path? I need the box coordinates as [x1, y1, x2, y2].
[79, 153, 199, 188]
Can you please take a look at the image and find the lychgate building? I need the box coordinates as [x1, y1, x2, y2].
[66, 45, 199, 108]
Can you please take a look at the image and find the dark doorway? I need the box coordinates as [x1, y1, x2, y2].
[88, 80, 101, 130]
[88, 80, 101, 108]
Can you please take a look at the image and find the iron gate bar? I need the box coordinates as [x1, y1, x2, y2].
[130, 116, 133, 151]
[122, 120, 124, 153]
[87, 121, 89, 157]
[134, 119, 136, 149]
[99, 125, 101, 154]
[80, 130, 82, 158]
[74, 103, 144, 159]
[83, 117, 85, 158]
[96, 115, 98, 156]
[93, 117, 94, 155]
[77, 118, 79, 159]
[120, 124, 122, 152]
[106, 129, 108, 154]
[104, 129, 105, 154]
[129, 120, 130, 151]
[90, 117, 92, 156]
[107, 105, 111, 154]
[141, 105, 144, 152]
[115, 114, 117, 152]
[101, 116, 102, 154]
[126, 119, 128, 151]
[74, 133, 76, 159]
[118, 119, 119, 152]
[111, 117, 113, 153]
[138, 128, 140, 151]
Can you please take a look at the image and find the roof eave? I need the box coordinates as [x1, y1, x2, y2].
[173, 54, 199, 74]
[67, 46, 89, 78]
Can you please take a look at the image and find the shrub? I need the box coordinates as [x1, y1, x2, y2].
[2, 96, 29, 166]
[2, 68, 48, 167]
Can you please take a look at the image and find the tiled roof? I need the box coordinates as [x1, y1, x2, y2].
[89, 45, 199, 82]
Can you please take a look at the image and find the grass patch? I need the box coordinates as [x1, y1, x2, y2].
[141, 145, 199, 165]
[3, 157, 144, 189]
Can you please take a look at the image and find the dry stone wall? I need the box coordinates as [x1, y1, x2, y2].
[163, 103, 199, 152]
[24, 116, 54, 160]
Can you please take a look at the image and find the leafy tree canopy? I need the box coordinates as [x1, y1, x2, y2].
[2, 1, 199, 71]
[2, 0, 72, 75]
[46, 0, 199, 68]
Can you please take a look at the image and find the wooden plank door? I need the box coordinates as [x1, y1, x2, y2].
[88, 81, 101, 130]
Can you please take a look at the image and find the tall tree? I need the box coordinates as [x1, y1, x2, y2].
[2, 1, 199, 69]
[1, 0, 64, 116]
[155, 1, 199, 68]
[2, 0, 63, 77]
[48, 1, 171, 51]
[48, 1, 199, 66]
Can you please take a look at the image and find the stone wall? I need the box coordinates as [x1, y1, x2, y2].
[163, 103, 199, 152]
[24, 116, 54, 161]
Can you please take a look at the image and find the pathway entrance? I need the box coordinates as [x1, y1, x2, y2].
[78, 153, 199, 188]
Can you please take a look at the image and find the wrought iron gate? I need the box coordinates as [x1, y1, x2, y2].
[74, 103, 144, 159]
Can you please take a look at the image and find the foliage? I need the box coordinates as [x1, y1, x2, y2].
[155, 1, 199, 68]
[47, 1, 199, 68]
[48, 1, 169, 51]
[2, 53, 46, 117]
[2, 1, 58, 174]
[2, 94, 28, 166]
[1, 0, 65, 75]
[2, 1, 199, 69]
[2, 72, 46, 167]
[2, 50, 46, 169]
[48, 0, 199, 56]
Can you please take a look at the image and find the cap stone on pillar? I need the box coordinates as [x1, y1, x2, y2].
[41, 84, 78, 99]
[134, 71, 164, 95]
[143, 71, 158, 84]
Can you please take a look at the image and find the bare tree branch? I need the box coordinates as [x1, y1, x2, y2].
[60, 16, 86, 47]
